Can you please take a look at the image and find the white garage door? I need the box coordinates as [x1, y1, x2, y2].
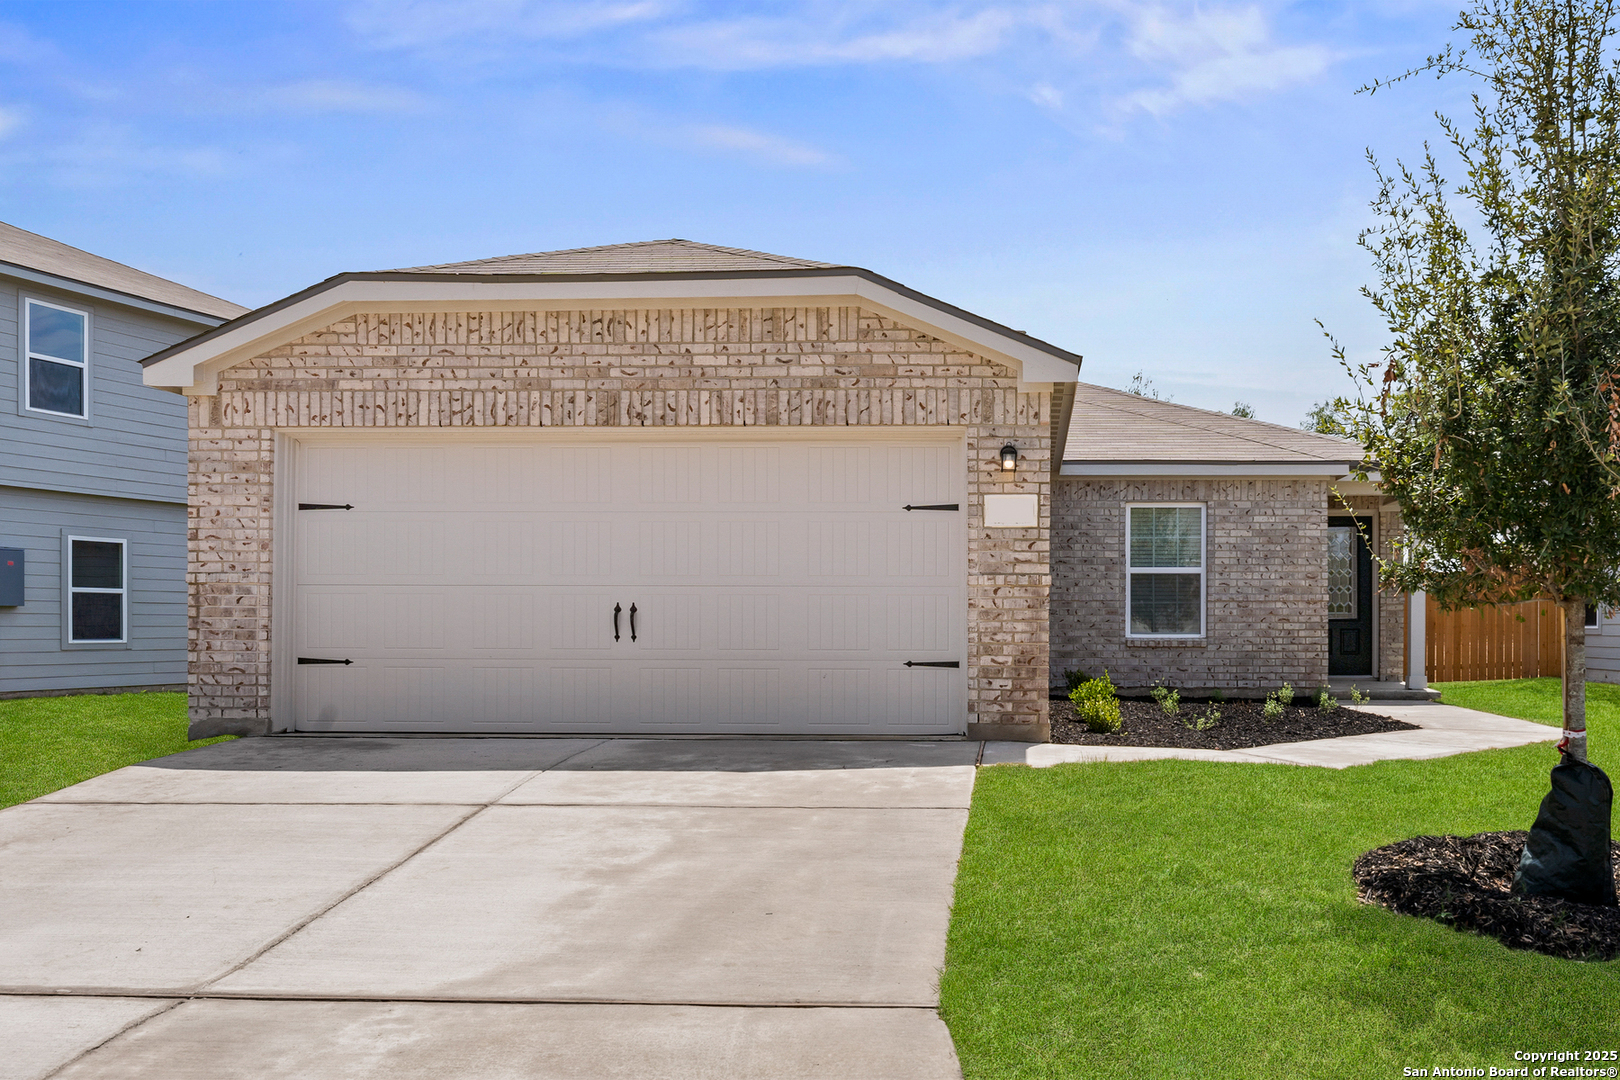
[287, 435, 967, 734]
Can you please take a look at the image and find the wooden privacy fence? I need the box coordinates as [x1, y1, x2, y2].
[1423, 595, 1565, 683]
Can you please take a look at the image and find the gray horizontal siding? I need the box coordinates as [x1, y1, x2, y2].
[1587, 616, 1620, 684]
[0, 486, 186, 693]
[0, 275, 201, 503]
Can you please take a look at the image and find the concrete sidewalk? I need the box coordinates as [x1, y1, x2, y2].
[983, 702, 1558, 768]
[1, 739, 977, 1080]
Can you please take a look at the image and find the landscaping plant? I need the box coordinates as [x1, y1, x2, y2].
[1317, 688, 1339, 712]
[1262, 692, 1285, 721]
[1070, 671, 1122, 734]
[1151, 683, 1180, 716]
[1326, 0, 1620, 905]
[1277, 682, 1295, 707]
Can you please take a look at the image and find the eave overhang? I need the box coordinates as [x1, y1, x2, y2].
[1060, 461, 1359, 477]
[141, 266, 1083, 395]
[3, 260, 235, 327]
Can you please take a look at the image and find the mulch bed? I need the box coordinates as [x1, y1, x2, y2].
[1353, 832, 1620, 960]
[1050, 697, 1418, 749]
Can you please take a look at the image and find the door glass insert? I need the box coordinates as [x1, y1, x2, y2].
[1327, 526, 1356, 618]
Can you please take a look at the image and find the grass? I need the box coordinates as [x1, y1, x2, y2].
[941, 708, 1619, 1079]
[0, 692, 231, 810]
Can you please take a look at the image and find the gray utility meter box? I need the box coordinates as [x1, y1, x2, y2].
[0, 548, 23, 606]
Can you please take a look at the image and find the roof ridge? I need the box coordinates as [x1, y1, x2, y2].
[388, 238, 837, 274]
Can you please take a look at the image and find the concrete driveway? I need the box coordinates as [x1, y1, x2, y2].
[0, 738, 978, 1080]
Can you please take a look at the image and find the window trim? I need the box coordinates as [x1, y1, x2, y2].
[1327, 525, 1359, 620]
[20, 296, 92, 423]
[1125, 502, 1206, 639]
[61, 532, 129, 648]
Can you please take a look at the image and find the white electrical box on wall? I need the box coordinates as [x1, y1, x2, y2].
[984, 494, 1039, 528]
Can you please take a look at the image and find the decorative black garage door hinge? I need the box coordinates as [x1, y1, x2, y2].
[298, 503, 353, 510]
[902, 504, 959, 512]
[297, 657, 353, 665]
[904, 660, 961, 668]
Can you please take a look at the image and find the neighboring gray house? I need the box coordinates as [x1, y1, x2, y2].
[0, 223, 245, 697]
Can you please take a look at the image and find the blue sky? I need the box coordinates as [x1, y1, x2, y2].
[0, 1, 1471, 423]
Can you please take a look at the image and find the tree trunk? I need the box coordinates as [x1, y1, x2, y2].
[1562, 597, 1588, 763]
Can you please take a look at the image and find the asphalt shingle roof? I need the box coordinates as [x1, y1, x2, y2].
[0, 221, 246, 321]
[1065, 382, 1362, 465]
[387, 239, 838, 276]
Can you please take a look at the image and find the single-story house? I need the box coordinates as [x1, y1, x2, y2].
[0, 222, 245, 697]
[141, 240, 1412, 742]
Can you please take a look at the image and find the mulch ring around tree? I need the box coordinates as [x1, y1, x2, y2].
[1049, 698, 1419, 749]
[1354, 832, 1620, 961]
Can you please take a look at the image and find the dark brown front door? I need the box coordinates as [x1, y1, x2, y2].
[1328, 516, 1373, 677]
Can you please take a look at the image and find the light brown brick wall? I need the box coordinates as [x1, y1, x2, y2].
[188, 306, 1053, 739]
[1050, 476, 1331, 695]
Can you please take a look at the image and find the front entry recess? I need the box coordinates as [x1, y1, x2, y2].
[288, 437, 969, 735]
[1328, 515, 1374, 677]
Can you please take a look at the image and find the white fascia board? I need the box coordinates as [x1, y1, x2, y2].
[143, 275, 1080, 394]
[1061, 462, 1354, 477]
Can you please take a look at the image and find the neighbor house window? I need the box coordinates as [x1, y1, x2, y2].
[1328, 526, 1358, 618]
[1127, 505, 1204, 637]
[1586, 603, 1599, 629]
[68, 537, 125, 642]
[25, 298, 89, 418]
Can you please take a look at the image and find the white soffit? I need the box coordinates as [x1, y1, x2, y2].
[1060, 462, 1356, 477]
[143, 274, 1081, 394]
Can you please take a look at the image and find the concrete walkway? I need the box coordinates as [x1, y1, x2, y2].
[0, 739, 978, 1080]
[983, 702, 1558, 768]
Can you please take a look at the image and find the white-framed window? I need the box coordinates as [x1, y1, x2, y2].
[1328, 526, 1358, 618]
[1586, 603, 1600, 630]
[67, 535, 125, 643]
[1126, 504, 1205, 637]
[24, 298, 89, 418]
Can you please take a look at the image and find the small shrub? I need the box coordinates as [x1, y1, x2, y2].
[1185, 704, 1220, 732]
[1262, 693, 1284, 721]
[1070, 671, 1122, 734]
[1151, 683, 1180, 716]
[1209, 687, 1227, 703]
[1063, 669, 1090, 693]
[1317, 687, 1339, 711]
[1276, 682, 1294, 707]
[1349, 687, 1370, 706]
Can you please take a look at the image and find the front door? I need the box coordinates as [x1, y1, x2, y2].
[1327, 516, 1373, 677]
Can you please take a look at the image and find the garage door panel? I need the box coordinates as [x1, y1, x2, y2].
[290, 436, 966, 734]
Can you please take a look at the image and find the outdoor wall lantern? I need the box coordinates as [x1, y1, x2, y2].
[999, 444, 1019, 473]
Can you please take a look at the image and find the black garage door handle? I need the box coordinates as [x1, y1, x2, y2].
[298, 657, 353, 665]
[904, 660, 960, 668]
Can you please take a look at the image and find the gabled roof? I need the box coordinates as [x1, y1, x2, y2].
[141, 240, 1083, 395]
[389, 239, 837, 275]
[1062, 382, 1363, 475]
[0, 220, 246, 323]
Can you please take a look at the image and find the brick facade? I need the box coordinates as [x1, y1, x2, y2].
[1050, 476, 1332, 695]
[187, 306, 1053, 740]
[1049, 478, 1408, 695]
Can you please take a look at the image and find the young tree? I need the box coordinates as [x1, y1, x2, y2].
[1301, 399, 1349, 435]
[1231, 401, 1256, 418]
[1339, 0, 1620, 766]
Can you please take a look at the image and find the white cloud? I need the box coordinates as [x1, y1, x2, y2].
[1028, 82, 1063, 109]
[259, 79, 426, 114]
[651, 8, 1022, 69]
[688, 124, 836, 167]
[346, 0, 670, 50]
[1116, 4, 1330, 116]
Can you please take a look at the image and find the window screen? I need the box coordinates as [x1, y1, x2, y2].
[1128, 506, 1203, 636]
[69, 537, 124, 642]
[26, 300, 88, 417]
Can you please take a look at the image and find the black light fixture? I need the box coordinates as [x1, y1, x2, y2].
[999, 444, 1019, 472]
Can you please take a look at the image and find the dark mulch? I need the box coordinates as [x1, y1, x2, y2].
[1353, 831, 1620, 961]
[1050, 697, 1418, 749]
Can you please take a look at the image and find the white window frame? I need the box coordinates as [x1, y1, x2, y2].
[1327, 525, 1359, 620]
[65, 534, 127, 645]
[22, 297, 91, 421]
[1125, 503, 1206, 639]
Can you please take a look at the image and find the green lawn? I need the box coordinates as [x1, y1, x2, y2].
[0, 692, 231, 810]
[942, 710, 1619, 1078]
